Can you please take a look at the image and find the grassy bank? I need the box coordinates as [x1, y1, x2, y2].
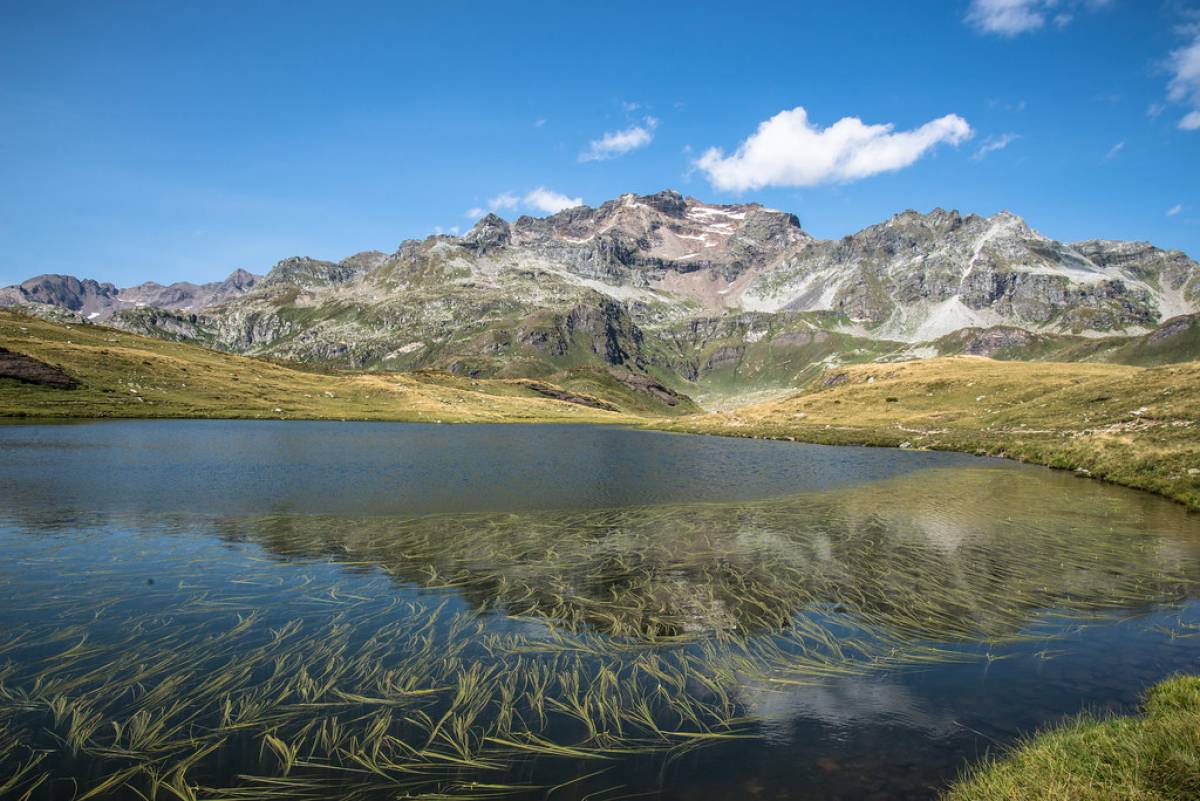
[652, 357, 1200, 509]
[945, 675, 1200, 801]
[0, 311, 640, 424]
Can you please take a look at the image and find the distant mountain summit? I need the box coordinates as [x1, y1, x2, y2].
[3, 190, 1198, 400]
[0, 268, 261, 321]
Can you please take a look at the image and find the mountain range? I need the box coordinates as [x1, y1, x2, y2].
[4, 189, 1198, 408]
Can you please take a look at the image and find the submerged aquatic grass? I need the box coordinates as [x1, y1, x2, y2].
[0, 467, 1199, 799]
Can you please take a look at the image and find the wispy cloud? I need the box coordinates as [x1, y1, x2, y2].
[580, 117, 658, 162]
[986, 97, 1027, 112]
[695, 106, 972, 191]
[1147, 102, 1166, 119]
[1168, 204, 1184, 217]
[522, 187, 583, 213]
[972, 132, 1020, 160]
[465, 187, 583, 220]
[965, 0, 1112, 37]
[465, 192, 520, 218]
[1104, 140, 1126, 160]
[1165, 26, 1200, 129]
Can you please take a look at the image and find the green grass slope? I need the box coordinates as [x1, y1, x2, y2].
[945, 675, 1200, 801]
[0, 311, 642, 424]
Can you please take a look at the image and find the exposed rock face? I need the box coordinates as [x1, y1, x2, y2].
[741, 209, 1195, 340]
[462, 214, 511, 254]
[1148, 314, 1197, 344]
[607, 368, 689, 407]
[2, 190, 1198, 400]
[260, 256, 363, 289]
[520, 381, 619, 411]
[0, 347, 78, 389]
[938, 326, 1040, 357]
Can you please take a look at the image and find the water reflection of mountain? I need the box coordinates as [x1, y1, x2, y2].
[217, 467, 1200, 643]
[4, 466, 1199, 645]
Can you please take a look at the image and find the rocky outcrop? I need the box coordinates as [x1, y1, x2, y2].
[938, 326, 1040, 357]
[462, 214, 511, 254]
[520, 381, 620, 411]
[607, 368, 690, 407]
[260, 257, 360, 289]
[0, 347, 78, 389]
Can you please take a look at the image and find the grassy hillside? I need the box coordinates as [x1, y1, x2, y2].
[654, 356, 1200, 509]
[945, 675, 1200, 801]
[0, 311, 642, 424]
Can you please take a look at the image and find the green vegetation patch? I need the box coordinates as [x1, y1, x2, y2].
[946, 675, 1200, 801]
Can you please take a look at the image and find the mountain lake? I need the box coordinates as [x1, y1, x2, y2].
[1, 420, 1198, 800]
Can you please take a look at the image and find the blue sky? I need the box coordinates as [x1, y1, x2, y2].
[1, 0, 1198, 286]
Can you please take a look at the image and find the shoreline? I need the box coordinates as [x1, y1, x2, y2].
[644, 419, 1200, 510]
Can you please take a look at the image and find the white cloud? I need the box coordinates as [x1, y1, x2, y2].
[987, 98, 1027, 112]
[1147, 102, 1166, 119]
[967, 0, 1046, 35]
[534, 117, 546, 128]
[1168, 34, 1200, 105]
[580, 117, 658, 162]
[465, 192, 522, 219]
[1104, 141, 1125, 160]
[966, 0, 1111, 36]
[489, 192, 520, 210]
[972, 132, 1020, 160]
[695, 106, 972, 191]
[1167, 204, 1184, 217]
[522, 187, 583, 214]
[1165, 29, 1200, 130]
[465, 187, 583, 219]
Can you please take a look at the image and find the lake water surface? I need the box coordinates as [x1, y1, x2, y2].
[1, 421, 1199, 800]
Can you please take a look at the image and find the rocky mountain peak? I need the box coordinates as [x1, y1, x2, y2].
[984, 210, 1034, 237]
[637, 189, 688, 218]
[14, 274, 119, 311]
[463, 213, 512, 253]
[887, 207, 966, 235]
[262, 256, 360, 289]
[339, 251, 389, 273]
[222, 268, 260, 290]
